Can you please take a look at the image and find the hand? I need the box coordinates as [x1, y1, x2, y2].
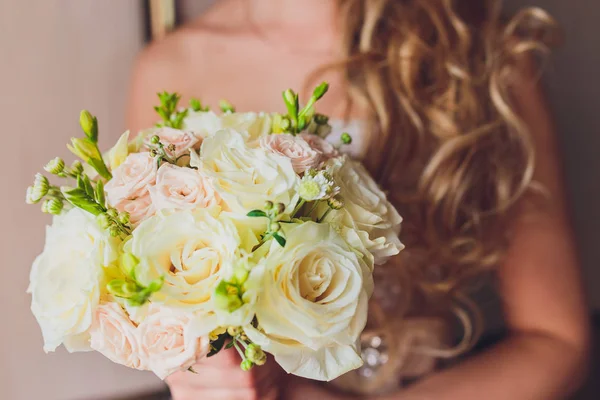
[166, 349, 282, 400]
[282, 376, 352, 400]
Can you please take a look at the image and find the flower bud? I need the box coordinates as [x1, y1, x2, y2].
[167, 144, 177, 152]
[43, 198, 63, 215]
[219, 99, 235, 113]
[313, 113, 329, 125]
[213, 281, 243, 312]
[327, 196, 344, 210]
[118, 212, 130, 225]
[240, 359, 254, 371]
[312, 82, 329, 101]
[44, 157, 65, 175]
[232, 266, 249, 285]
[25, 187, 38, 204]
[150, 135, 160, 144]
[109, 226, 121, 237]
[107, 279, 138, 298]
[264, 200, 274, 210]
[96, 213, 111, 229]
[341, 132, 353, 145]
[79, 110, 98, 142]
[209, 326, 227, 341]
[245, 344, 267, 366]
[120, 252, 139, 278]
[30, 173, 49, 203]
[107, 208, 118, 218]
[280, 117, 291, 132]
[227, 326, 242, 337]
[71, 160, 84, 174]
[269, 222, 281, 233]
[276, 203, 285, 215]
[68, 137, 100, 162]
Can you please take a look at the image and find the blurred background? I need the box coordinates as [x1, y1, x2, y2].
[0, 0, 598, 399]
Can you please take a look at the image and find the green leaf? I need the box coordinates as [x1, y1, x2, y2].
[273, 232, 286, 247]
[95, 179, 105, 207]
[88, 158, 112, 180]
[63, 187, 105, 215]
[247, 210, 267, 218]
[82, 175, 94, 197]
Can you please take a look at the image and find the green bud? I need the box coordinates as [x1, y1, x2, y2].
[232, 266, 249, 285]
[44, 157, 65, 175]
[189, 98, 202, 112]
[280, 117, 291, 132]
[107, 279, 138, 298]
[213, 281, 243, 312]
[68, 137, 101, 162]
[150, 135, 160, 144]
[313, 113, 329, 125]
[71, 160, 84, 174]
[79, 110, 98, 142]
[31, 173, 49, 202]
[227, 326, 242, 336]
[245, 344, 267, 366]
[118, 212, 130, 225]
[109, 226, 121, 237]
[327, 196, 344, 210]
[276, 203, 285, 215]
[43, 198, 63, 215]
[312, 82, 329, 101]
[96, 213, 111, 229]
[240, 359, 254, 371]
[107, 208, 118, 218]
[269, 222, 281, 233]
[341, 132, 353, 145]
[25, 187, 36, 204]
[219, 99, 235, 113]
[120, 252, 140, 278]
[264, 201, 274, 210]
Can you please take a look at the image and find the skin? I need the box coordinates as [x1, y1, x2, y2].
[127, 1, 591, 399]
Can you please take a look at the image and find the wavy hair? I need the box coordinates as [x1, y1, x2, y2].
[311, 0, 560, 375]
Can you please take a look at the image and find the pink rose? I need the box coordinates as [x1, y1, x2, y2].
[137, 306, 209, 379]
[89, 303, 145, 370]
[149, 164, 221, 212]
[300, 133, 339, 160]
[146, 127, 200, 158]
[104, 153, 157, 206]
[114, 193, 154, 226]
[259, 134, 322, 174]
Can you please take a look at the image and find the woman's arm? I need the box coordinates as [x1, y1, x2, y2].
[285, 70, 590, 400]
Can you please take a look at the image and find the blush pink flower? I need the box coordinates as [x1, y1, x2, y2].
[149, 164, 221, 212]
[89, 303, 145, 370]
[259, 134, 322, 174]
[114, 193, 154, 226]
[137, 306, 210, 379]
[300, 133, 339, 160]
[146, 127, 200, 158]
[104, 153, 157, 206]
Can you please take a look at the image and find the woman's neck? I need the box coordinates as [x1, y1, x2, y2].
[244, 0, 338, 29]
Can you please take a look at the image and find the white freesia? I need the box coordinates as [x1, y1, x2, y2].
[331, 157, 404, 264]
[28, 208, 119, 352]
[184, 111, 272, 141]
[244, 222, 372, 381]
[127, 208, 239, 312]
[201, 129, 298, 214]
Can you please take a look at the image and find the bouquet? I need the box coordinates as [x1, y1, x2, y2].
[26, 83, 404, 381]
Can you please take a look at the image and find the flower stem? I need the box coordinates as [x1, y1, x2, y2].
[292, 199, 306, 217]
[252, 232, 274, 252]
[317, 207, 333, 223]
[306, 201, 319, 219]
[233, 340, 245, 359]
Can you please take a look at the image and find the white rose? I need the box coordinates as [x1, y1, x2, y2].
[201, 129, 298, 214]
[244, 222, 372, 381]
[183, 111, 272, 141]
[89, 303, 145, 369]
[332, 157, 404, 264]
[127, 208, 240, 312]
[149, 164, 221, 212]
[28, 208, 119, 352]
[104, 152, 157, 206]
[137, 305, 211, 379]
[259, 134, 321, 174]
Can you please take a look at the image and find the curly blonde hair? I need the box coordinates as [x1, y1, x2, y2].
[311, 0, 560, 372]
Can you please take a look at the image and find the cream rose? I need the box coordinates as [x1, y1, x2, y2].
[201, 129, 298, 214]
[104, 152, 157, 206]
[89, 303, 144, 369]
[149, 164, 220, 212]
[244, 222, 372, 381]
[259, 134, 321, 174]
[332, 157, 404, 264]
[183, 111, 272, 141]
[137, 305, 211, 379]
[28, 208, 119, 352]
[145, 127, 200, 158]
[127, 208, 240, 311]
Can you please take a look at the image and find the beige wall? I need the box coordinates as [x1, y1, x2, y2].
[0, 1, 163, 399]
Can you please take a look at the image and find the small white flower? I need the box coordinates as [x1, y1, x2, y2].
[297, 171, 339, 201]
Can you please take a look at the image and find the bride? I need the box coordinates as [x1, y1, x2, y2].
[127, 1, 589, 398]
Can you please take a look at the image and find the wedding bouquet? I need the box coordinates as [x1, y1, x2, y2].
[26, 83, 404, 381]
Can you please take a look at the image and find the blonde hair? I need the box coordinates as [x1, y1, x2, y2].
[314, 0, 560, 374]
